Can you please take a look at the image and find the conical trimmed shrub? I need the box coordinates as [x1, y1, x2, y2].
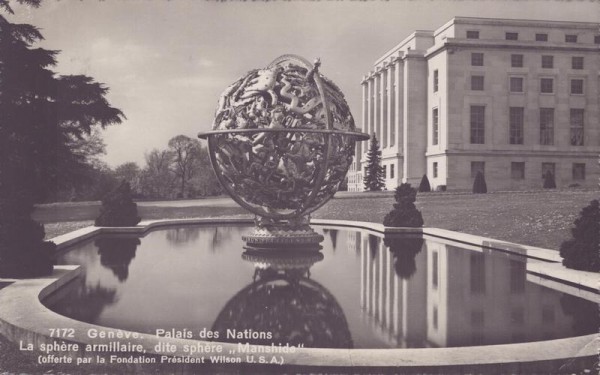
[472, 171, 487, 194]
[95, 181, 141, 227]
[543, 170, 556, 189]
[418, 175, 431, 193]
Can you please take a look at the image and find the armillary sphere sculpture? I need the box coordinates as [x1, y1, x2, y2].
[198, 55, 368, 248]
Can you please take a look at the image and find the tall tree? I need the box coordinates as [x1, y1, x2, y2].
[139, 149, 175, 198]
[363, 134, 385, 191]
[168, 135, 202, 198]
[190, 145, 222, 197]
[0, 0, 124, 276]
[113, 162, 141, 195]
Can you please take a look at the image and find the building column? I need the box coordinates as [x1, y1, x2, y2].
[394, 57, 404, 183]
[381, 68, 388, 149]
[387, 62, 394, 149]
[402, 54, 428, 185]
[360, 79, 367, 161]
[367, 76, 374, 141]
[374, 73, 380, 141]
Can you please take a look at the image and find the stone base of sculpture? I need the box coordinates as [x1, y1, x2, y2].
[242, 216, 324, 249]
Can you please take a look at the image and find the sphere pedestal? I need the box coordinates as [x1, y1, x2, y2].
[242, 216, 324, 250]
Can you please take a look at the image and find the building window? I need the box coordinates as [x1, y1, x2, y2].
[390, 163, 395, 179]
[431, 251, 438, 289]
[565, 34, 577, 43]
[433, 69, 439, 92]
[433, 162, 438, 178]
[570, 109, 584, 146]
[467, 30, 479, 39]
[571, 56, 584, 70]
[542, 163, 555, 179]
[471, 53, 484, 66]
[432, 108, 439, 145]
[511, 162, 525, 180]
[471, 161, 485, 178]
[433, 306, 438, 330]
[540, 78, 553, 93]
[505, 32, 518, 40]
[509, 107, 524, 144]
[470, 253, 486, 294]
[572, 163, 585, 180]
[510, 77, 523, 93]
[383, 165, 387, 179]
[540, 108, 554, 145]
[571, 79, 584, 94]
[432, 251, 438, 288]
[511, 54, 523, 68]
[509, 260, 526, 293]
[536, 33, 548, 41]
[541, 55, 553, 68]
[471, 75, 484, 90]
[470, 106, 485, 144]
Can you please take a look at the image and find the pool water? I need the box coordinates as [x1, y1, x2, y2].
[47, 224, 598, 349]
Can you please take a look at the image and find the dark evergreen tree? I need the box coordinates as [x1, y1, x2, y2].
[418, 174, 431, 193]
[0, 1, 123, 277]
[472, 171, 487, 194]
[383, 183, 424, 227]
[543, 170, 556, 189]
[559, 200, 599, 272]
[95, 181, 141, 227]
[363, 134, 385, 191]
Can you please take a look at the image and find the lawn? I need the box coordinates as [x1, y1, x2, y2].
[2, 188, 598, 373]
[36, 189, 598, 250]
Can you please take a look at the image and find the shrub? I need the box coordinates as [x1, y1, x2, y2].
[472, 171, 487, 194]
[543, 170, 556, 189]
[0, 219, 55, 278]
[383, 184, 424, 227]
[559, 200, 599, 272]
[418, 175, 431, 193]
[436, 185, 447, 192]
[95, 181, 141, 227]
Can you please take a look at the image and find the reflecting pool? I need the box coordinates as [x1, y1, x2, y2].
[46, 224, 598, 349]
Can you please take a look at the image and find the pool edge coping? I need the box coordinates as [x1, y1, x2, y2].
[0, 217, 598, 369]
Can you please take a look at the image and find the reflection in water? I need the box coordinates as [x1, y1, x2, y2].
[561, 293, 600, 336]
[212, 248, 353, 349]
[323, 229, 338, 250]
[49, 276, 117, 323]
[383, 235, 424, 280]
[358, 235, 599, 348]
[368, 234, 379, 260]
[95, 237, 140, 282]
[165, 227, 201, 247]
[48, 225, 599, 349]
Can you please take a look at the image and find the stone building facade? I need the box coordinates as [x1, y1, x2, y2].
[348, 17, 600, 192]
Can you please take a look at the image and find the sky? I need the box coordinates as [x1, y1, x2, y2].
[9, 0, 600, 168]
